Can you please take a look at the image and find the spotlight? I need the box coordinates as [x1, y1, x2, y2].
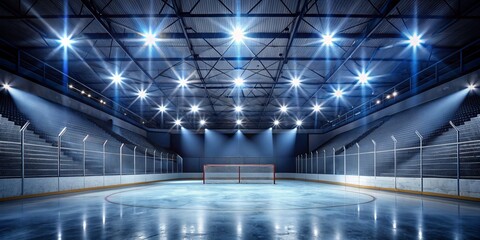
[2, 83, 10, 90]
[59, 35, 73, 48]
[291, 78, 301, 87]
[81, 90, 85, 95]
[158, 105, 167, 112]
[138, 89, 147, 99]
[234, 105, 243, 113]
[174, 119, 182, 126]
[386, 94, 391, 99]
[178, 78, 188, 87]
[112, 73, 122, 84]
[296, 119, 303, 126]
[358, 72, 369, 84]
[234, 78, 244, 87]
[273, 120, 280, 126]
[468, 84, 475, 90]
[376, 99, 381, 104]
[87, 94, 91, 98]
[333, 89, 343, 98]
[191, 105, 200, 113]
[143, 32, 157, 46]
[408, 34, 423, 47]
[236, 119, 242, 125]
[392, 91, 398, 97]
[322, 33, 335, 46]
[69, 84, 73, 89]
[313, 104, 321, 112]
[232, 28, 245, 42]
[280, 105, 288, 113]
[200, 119, 206, 126]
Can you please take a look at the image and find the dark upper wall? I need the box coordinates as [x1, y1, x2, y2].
[170, 129, 308, 172]
[147, 131, 171, 149]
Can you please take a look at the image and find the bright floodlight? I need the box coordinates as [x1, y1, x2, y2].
[408, 34, 423, 47]
[296, 119, 303, 126]
[313, 104, 321, 112]
[158, 105, 167, 112]
[291, 78, 301, 87]
[59, 35, 73, 48]
[178, 78, 188, 87]
[232, 28, 245, 42]
[174, 119, 182, 126]
[234, 78, 244, 87]
[376, 99, 381, 104]
[191, 105, 200, 113]
[112, 73, 122, 84]
[468, 84, 476, 90]
[138, 89, 147, 99]
[3, 83, 10, 90]
[392, 91, 398, 97]
[358, 72, 369, 84]
[234, 105, 243, 113]
[144, 32, 157, 46]
[273, 120, 280, 126]
[333, 89, 344, 98]
[280, 105, 288, 113]
[236, 119, 242, 125]
[322, 33, 335, 46]
[200, 119, 206, 126]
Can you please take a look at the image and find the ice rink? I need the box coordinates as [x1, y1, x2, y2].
[1, 180, 479, 239]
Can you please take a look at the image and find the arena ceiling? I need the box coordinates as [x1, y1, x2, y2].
[0, 0, 479, 130]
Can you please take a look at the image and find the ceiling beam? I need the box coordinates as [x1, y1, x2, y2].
[301, 0, 403, 108]
[171, 0, 217, 117]
[63, 32, 403, 40]
[257, 0, 312, 127]
[1, 13, 479, 20]
[40, 56, 444, 63]
[79, 0, 178, 110]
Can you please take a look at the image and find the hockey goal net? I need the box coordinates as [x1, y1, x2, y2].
[203, 164, 276, 184]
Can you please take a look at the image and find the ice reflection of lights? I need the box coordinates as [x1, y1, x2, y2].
[102, 202, 106, 225]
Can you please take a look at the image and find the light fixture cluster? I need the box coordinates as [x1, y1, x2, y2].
[234, 78, 244, 87]
[111, 73, 122, 84]
[55, 28, 426, 129]
[271, 119, 304, 127]
[2, 83, 10, 90]
[69, 84, 107, 105]
[59, 35, 74, 48]
[375, 90, 399, 105]
[232, 28, 245, 43]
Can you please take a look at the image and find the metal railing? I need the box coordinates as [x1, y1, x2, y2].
[296, 121, 480, 196]
[0, 123, 184, 194]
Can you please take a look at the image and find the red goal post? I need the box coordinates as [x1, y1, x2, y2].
[203, 164, 276, 184]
